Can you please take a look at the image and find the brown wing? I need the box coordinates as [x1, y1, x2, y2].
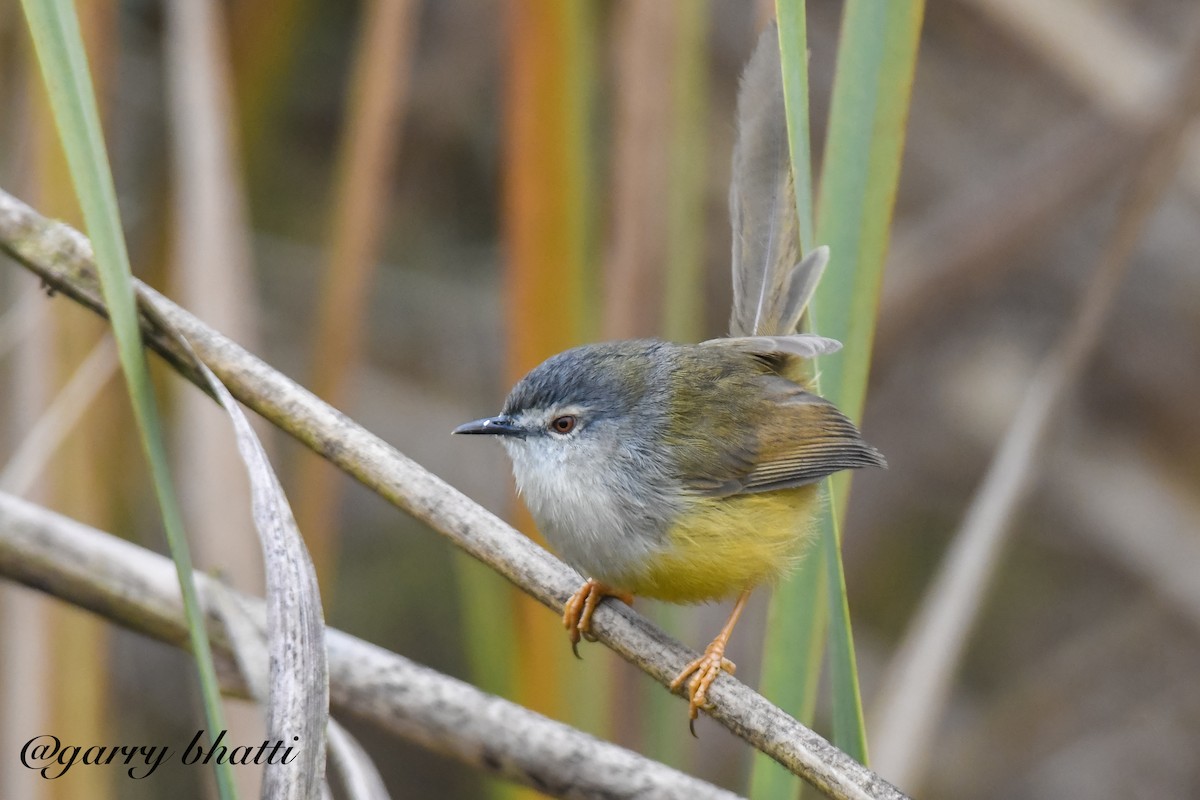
[668, 341, 885, 498]
[732, 384, 886, 494]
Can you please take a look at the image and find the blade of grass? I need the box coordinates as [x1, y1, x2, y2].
[750, 548, 826, 800]
[746, 0, 927, 772]
[164, 0, 264, 613]
[776, 0, 815, 253]
[604, 0, 674, 339]
[662, 0, 709, 346]
[18, 2, 236, 796]
[810, 0, 924, 763]
[812, 1, 924, 422]
[750, 6, 823, 797]
[815, 483, 865, 761]
[29, 12, 117, 792]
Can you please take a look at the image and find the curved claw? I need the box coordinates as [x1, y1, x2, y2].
[669, 590, 751, 732]
[562, 579, 631, 656]
[671, 650, 737, 725]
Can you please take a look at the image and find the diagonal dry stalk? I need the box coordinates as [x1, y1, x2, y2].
[0, 186, 908, 800]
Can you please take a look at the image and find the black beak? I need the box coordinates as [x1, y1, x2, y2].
[452, 415, 525, 438]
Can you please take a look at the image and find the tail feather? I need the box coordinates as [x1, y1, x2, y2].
[729, 22, 822, 338]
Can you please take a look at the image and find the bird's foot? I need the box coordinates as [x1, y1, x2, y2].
[562, 579, 631, 657]
[670, 641, 737, 736]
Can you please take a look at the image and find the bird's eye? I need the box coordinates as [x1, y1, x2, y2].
[549, 415, 577, 435]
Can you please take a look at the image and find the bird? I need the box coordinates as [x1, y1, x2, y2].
[454, 23, 885, 728]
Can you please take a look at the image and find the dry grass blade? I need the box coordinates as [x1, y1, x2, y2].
[326, 720, 392, 800]
[164, 0, 263, 601]
[216, 586, 370, 799]
[0, 186, 910, 800]
[604, 0, 673, 338]
[869, 22, 1200, 791]
[0, 334, 115, 493]
[213, 584, 387, 800]
[0, 492, 744, 800]
[298, 0, 419, 590]
[174, 347, 329, 799]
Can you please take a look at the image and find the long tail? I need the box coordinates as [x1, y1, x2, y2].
[729, 23, 827, 339]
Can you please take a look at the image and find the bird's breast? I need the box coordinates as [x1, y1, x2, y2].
[505, 440, 676, 586]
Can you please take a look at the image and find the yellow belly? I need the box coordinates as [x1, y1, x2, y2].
[624, 484, 821, 603]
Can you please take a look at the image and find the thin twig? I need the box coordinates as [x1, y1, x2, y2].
[0, 491, 740, 800]
[869, 21, 1200, 791]
[0, 186, 908, 800]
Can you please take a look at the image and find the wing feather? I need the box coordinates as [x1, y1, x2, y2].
[735, 390, 886, 493]
[670, 344, 885, 498]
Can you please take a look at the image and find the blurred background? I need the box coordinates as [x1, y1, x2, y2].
[1, 0, 1199, 798]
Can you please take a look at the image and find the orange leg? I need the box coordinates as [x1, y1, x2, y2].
[670, 589, 752, 734]
[563, 579, 632, 657]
